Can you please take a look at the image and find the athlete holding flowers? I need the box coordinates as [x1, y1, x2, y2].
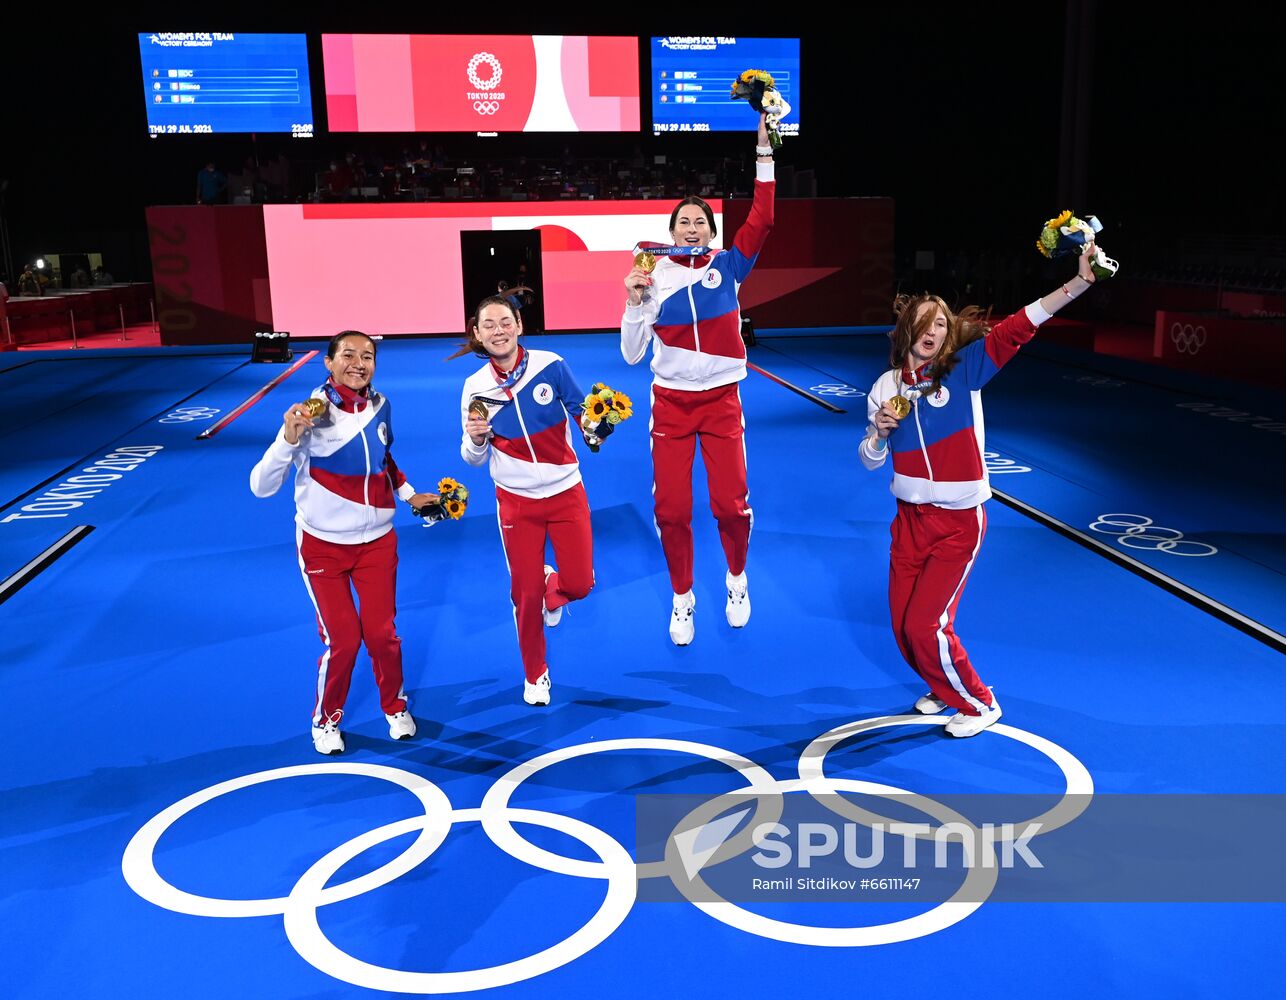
[620, 112, 776, 646]
[250, 330, 432, 755]
[860, 227, 1113, 737]
[454, 294, 597, 706]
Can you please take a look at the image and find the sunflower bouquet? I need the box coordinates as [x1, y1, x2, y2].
[413, 476, 470, 523]
[1036, 210, 1120, 279]
[730, 68, 791, 148]
[580, 383, 633, 453]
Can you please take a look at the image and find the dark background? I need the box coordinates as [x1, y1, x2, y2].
[2, 3, 1280, 285]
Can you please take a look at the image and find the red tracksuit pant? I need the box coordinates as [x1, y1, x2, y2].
[297, 527, 408, 726]
[888, 501, 993, 716]
[497, 482, 595, 682]
[650, 383, 751, 595]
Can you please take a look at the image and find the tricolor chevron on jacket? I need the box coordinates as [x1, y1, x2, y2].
[460, 348, 586, 499]
[859, 304, 1046, 509]
[621, 162, 775, 390]
[250, 383, 416, 544]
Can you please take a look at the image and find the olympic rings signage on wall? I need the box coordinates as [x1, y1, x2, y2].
[1169, 322, 1207, 355]
[123, 720, 1093, 992]
[1088, 513, 1218, 557]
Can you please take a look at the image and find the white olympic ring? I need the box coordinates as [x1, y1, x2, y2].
[1169, 322, 1207, 355]
[666, 775, 997, 946]
[467, 52, 502, 91]
[473, 101, 500, 115]
[799, 715, 1094, 836]
[159, 405, 222, 424]
[284, 807, 635, 993]
[982, 451, 1031, 475]
[124, 721, 1093, 989]
[809, 383, 865, 398]
[1088, 513, 1219, 557]
[480, 738, 779, 880]
[121, 763, 452, 917]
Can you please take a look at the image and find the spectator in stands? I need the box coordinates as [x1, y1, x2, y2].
[343, 152, 367, 190]
[409, 139, 434, 171]
[324, 159, 354, 199]
[71, 264, 91, 288]
[92, 266, 115, 286]
[261, 153, 291, 201]
[18, 264, 42, 296]
[196, 162, 227, 205]
[379, 165, 405, 199]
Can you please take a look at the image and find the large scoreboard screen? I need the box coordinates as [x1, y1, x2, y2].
[139, 32, 315, 137]
[650, 37, 799, 136]
[322, 34, 639, 133]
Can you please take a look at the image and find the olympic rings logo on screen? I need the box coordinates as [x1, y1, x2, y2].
[809, 383, 865, 398]
[1088, 513, 1218, 557]
[467, 52, 502, 91]
[158, 406, 221, 424]
[122, 720, 1092, 992]
[473, 101, 500, 115]
[1170, 322, 1207, 355]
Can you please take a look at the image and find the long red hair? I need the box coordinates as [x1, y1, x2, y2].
[888, 294, 991, 392]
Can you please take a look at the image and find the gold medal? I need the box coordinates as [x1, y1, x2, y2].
[302, 398, 327, 418]
[468, 399, 491, 422]
[888, 395, 911, 419]
[634, 251, 657, 274]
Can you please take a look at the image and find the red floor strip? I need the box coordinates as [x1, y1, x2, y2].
[196, 351, 319, 440]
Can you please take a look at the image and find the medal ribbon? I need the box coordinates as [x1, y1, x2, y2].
[489, 346, 528, 395]
[634, 244, 713, 258]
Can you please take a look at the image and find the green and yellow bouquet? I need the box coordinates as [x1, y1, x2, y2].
[1036, 210, 1119, 279]
[730, 68, 791, 148]
[413, 477, 470, 523]
[581, 383, 633, 452]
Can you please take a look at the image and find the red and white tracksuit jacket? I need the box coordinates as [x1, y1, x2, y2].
[460, 348, 595, 682]
[860, 302, 1049, 714]
[250, 378, 416, 726]
[620, 161, 775, 593]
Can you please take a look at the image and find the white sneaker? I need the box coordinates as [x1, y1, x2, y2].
[670, 591, 695, 645]
[542, 565, 562, 627]
[725, 571, 750, 628]
[523, 669, 551, 707]
[311, 712, 345, 755]
[385, 711, 417, 740]
[944, 695, 1002, 738]
[914, 693, 948, 715]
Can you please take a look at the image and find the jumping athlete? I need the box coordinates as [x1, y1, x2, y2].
[620, 114, 775, 645]
[456, 295, 595, 707]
